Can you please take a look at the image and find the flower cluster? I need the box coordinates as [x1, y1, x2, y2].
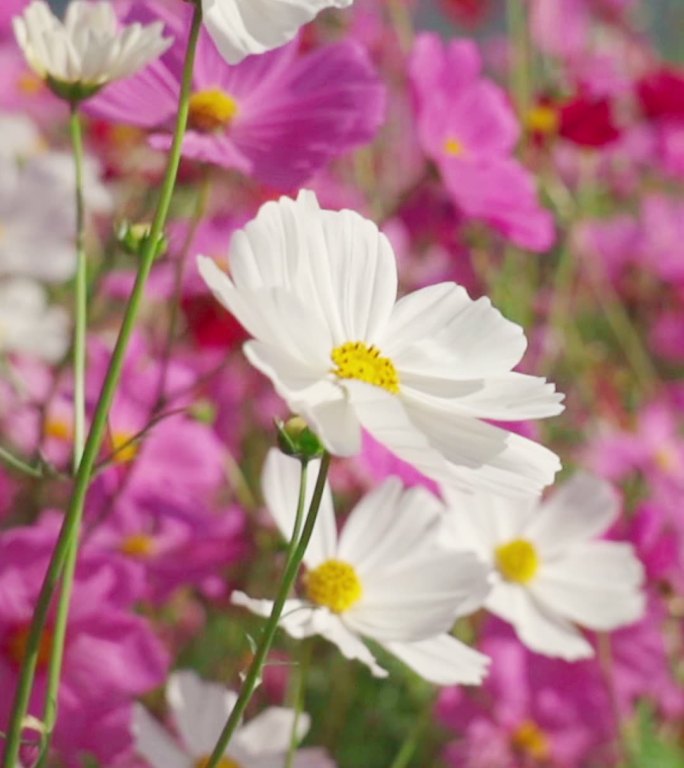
[0, 0, 682, 767]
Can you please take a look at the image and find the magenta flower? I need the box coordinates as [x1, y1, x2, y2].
[87, 0, 385, 190]
[410, 34, 554, 251]
[0, 515, 168, 767]
[438, 620, 617, 768]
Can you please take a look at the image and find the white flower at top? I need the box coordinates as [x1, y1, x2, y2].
[202, 0, 353, 65]
[233, 450, 491, 685]
[135, 669, 334, 768]
[440, 473, 646, 660]
[199, 190, 564, 497]
[13, 1, 172, 100]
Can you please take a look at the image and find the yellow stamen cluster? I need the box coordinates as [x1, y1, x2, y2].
[331, 341, 400, 394]
[495, 538, 539, 584]
[7, 625, 54, 668]
[195, 757, 242, 768]
[526, 104, 560, 135]
[444, 136, 465, 156]
[511, 720, 551, 760]
[189, 89, 239, 133]
[305, 559, 363, 614]
[119, 533, 155, 559]
[111, 431, 139, 463]
[45, 418, 71, 441]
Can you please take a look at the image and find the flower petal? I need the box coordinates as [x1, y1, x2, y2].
[384, 634, 490, 685]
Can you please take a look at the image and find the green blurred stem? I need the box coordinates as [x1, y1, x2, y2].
[388, 698, 434, 768]
[0, 5, 203, 767]
[204, 453, 332, 768]
[34, 105, 88, 768]
[0, 444, 43, 478]
[506, 0, 531, 118]
[285, 639, 313, 768]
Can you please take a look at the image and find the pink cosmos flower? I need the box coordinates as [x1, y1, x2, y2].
[573, 214, 640, 284]
[438, 620, 617, 768]
[0, 515, 168, 767]
[87, 0, 385, 190]
[638, 194, 684, 283]
[410, 34, 554, 252]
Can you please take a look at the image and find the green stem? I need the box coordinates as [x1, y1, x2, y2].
[0, 444, 43, 478]
[506, 0, 531, 119]
[284, 638, 312, 768]
[1, 6, 203, 766]
[387, 702, 432, 768]
[204, 453, 332, 768]
[285, 461, 308, 571]
[34, 106, 88, 768]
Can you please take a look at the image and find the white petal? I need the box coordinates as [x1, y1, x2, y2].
[234, 708, 310, 755]
[347, 551, 490, 642]
[531, 544, 645, 630]
[261, 450, 337, 568]
[167, 671, 236, 757]
[486, 582, 594, 660]
[319, 615, 388, 677]
[337, 478, 444, 573]
[386, 286, 527, 377]
[231, 591, 317, 639]
[384, 635, 490, 685]
[202, 0, 353, 65]
[132, 704, 192, 768]
[525, 473, 620, 556]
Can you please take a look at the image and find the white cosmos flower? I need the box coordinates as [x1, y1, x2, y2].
[203, 0, 353, 65]
[233, 450, 491, 685]
[440, 473, 646, 661]
[135, 669, 334, 768]
[198, 190, 564, 497]
[13, 1, 172, 98]
[0, 278, 69, 362]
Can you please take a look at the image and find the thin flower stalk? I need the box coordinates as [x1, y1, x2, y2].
[0, 4, 204, 766]
[35, 104, 88, 768]
[203, 452, 332, 768]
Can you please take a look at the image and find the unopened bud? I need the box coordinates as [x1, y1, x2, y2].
[276, 416, 324, 461]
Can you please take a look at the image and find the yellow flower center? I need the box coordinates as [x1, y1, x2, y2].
[18, 70, 44, 95]
[511, 720, 551, 761]
[331, 341, 400, 394]
[111, 431, 139, 463]
[305, 559, 363, 613]
[45, 417, 71, 442]
[189, 89, 240, 132]
[195, 757, 242, 768]
[495, 539, 539, 584]
[7, 625, 54, 669]
[654, 445, 678, 474]
[526, 104, 559, 135]
[119, 533, 155, 559]
[444, 136, 465, 156]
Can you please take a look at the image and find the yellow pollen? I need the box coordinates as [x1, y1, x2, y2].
[45, 417, 71, 441]
[654, 445, 678, 474]
[511, 720, 551, 761]
[189, 89, 239, 132]
[526, 104, 560, 135]
[495, 539, 539, 584]
[331, 341, 400, 394]
[305, 559, 363, 614]
[195, 757, 242, 768]
[111, 432, 139, 463]
[7, 625, 54, 669]
[120, 533, 155, 559]
[444, 136, 465, 156]
[18, 70, 44, 95]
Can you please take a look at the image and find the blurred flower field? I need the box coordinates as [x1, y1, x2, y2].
[0, 1, 683, 767]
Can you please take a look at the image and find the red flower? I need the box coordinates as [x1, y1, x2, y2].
[637, 67, 684, 122]
[559, 93, 621, 147]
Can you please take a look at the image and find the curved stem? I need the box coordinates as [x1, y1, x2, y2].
[284, 638, 312, 768]
[34, 106, 88, 768]
[204, 453, 331, 768]
[0, 444, 44, 479]
[1, 6, 203, 766]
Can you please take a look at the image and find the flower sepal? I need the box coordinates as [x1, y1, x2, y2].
[276, 416, 325, 462]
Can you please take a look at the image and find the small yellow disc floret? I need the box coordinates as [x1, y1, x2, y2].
[511, 720, 551, 760]
[331, 341, 400, 394]
[495, 538, 539, 584]
[444, 136, 465, 156]
[195, 757, 242, 768]
[189, 89, 239, 132]
[305, 559, 363, 613]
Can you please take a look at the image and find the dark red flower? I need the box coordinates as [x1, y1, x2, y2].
[559, 93, 621, 147]
[637, 67, 684, 122]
